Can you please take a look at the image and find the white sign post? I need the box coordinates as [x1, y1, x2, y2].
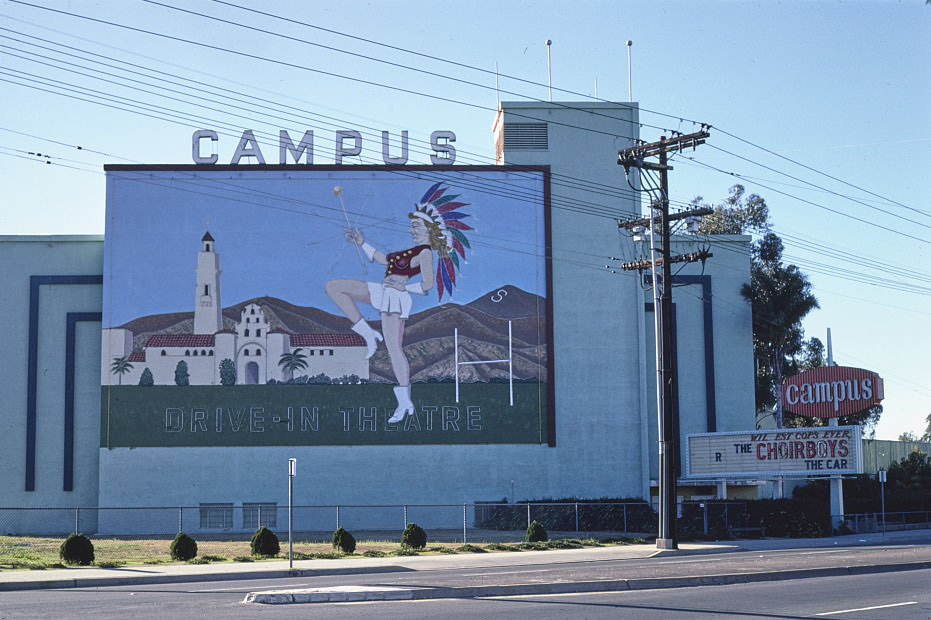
[288, 458, 296, 569]
[878, 469, 887, 535]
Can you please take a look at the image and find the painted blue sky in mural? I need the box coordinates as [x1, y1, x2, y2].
[103, 167, 546, 327]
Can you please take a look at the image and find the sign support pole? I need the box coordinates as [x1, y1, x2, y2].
[828, 418, 845, 531]
[879, 469, 887, 535]
[288, 458, 296, 570]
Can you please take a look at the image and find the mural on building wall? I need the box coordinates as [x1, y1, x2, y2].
[101, 166, 552, 446]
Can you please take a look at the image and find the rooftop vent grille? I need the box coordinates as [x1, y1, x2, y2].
[503, 123, 548, 150]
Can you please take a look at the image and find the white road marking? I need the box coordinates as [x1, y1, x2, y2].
[816, 601, 917, 616]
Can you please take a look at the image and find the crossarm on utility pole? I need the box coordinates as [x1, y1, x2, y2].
[616, 127, 712, 552]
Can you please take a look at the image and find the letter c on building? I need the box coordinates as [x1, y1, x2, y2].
[785, 384, 799, 405]
[192, 129, 218, 164]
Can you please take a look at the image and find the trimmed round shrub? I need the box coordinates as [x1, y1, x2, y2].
[60, 533, 95, 565]
[526, 520, 548, 542]
[170, 531, 198, 561]
[401, 523, 427, 549]
[250, 526, 280, 557]
[332, 527, 356, 554]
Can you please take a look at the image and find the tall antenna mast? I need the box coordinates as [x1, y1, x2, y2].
[627, 40, 633, 101]
[545, 39, 552, 101]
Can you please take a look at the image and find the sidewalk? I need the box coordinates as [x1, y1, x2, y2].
[2, 528, 928, 603]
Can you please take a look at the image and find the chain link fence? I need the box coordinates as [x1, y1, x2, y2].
[839, 510, 931, 534]
[0, 502, 656, 538]
[0, 501, 658, 567]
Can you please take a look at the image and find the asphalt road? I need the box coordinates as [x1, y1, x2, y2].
[1, 542, 930, 619]
[1, 569, 929, 619]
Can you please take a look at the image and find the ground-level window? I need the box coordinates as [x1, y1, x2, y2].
[199, 503, 233, 529]
[242, 502, 277, 529]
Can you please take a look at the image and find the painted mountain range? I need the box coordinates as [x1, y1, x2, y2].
[118, 284, 548, 383]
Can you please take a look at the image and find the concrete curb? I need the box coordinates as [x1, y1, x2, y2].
[243, 560, 931, 604]
[0, 565, 408, 592]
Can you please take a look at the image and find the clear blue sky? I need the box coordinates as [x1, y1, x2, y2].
[1, 0, 928, 440]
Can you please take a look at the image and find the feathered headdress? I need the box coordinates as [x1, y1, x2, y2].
[410, 182, 472, 301]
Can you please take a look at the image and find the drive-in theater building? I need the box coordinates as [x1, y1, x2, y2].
[1, 102, 759, 534]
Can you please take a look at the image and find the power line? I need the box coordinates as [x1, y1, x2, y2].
[5, 4, 926, 299]
[198, 0, 922, 220]
[683, 153, 931, 245]
[6, 0, 663, 142]
[11, 0, 919, 245]
[714, 125, 925, 219]
[703, 144, 931, 231]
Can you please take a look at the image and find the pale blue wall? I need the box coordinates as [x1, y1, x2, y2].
[0, 236, 102, 533]
[1, 103, 760, 534]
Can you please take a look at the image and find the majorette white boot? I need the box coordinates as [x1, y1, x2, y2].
[351, 319, 383, 359]
[388, 385, 414, 424]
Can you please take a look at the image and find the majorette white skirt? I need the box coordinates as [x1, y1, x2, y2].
[367, 282, 413, 318]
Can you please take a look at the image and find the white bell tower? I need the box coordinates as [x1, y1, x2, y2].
[194, 231, 222, 334]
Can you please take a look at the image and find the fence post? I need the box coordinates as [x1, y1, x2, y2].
[336, 505, 340, 530]
[574, 503, 579, 534]
[403, 505, 408, 528]
[74, 507, 79, 534]
[623, 504, 628, 533]
[179, 507, 183, 532]
[724, 503, 729, 530]
[527, 503, 531, 529]
[463, 504, 467, 544]
[258, 505, 262, 529]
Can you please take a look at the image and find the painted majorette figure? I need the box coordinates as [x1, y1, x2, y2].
[325, 183, 472, 423]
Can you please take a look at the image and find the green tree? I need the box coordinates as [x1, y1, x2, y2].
[278, 348, 308, 382]
[695, 185, 771, 235]
[918, 412, 931, 442]
[138, 367, 154, 386]
[899, 413, 931, 443]
[694, 187, 824, 428]
[887, 450, 931, 495]
[743, 233, 819, 427]
[219, 358, 236, 386]
[110, 356, 134, 385]
[174, 360, 190, 386]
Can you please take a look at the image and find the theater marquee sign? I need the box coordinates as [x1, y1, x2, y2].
[686, 426, 863, 478]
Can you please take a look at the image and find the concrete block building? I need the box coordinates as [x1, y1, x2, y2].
[2, 102, 758, 534]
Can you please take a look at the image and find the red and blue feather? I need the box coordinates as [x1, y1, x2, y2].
[418, 182, 472, 301]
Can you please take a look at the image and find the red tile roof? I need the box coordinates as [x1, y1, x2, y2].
[128, 351, 146, 362]
[143, 332, 364, 348]
[290, 333, 365, 347]
[146, 334, 216, 347]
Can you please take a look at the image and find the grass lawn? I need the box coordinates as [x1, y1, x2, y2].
[0, 534, 648, 571]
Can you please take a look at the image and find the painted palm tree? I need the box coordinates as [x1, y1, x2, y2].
[110, 356, 134, 385]
[278, 348, 308, 381]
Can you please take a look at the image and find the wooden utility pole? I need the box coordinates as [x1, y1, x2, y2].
[618, 129, 711, 550]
